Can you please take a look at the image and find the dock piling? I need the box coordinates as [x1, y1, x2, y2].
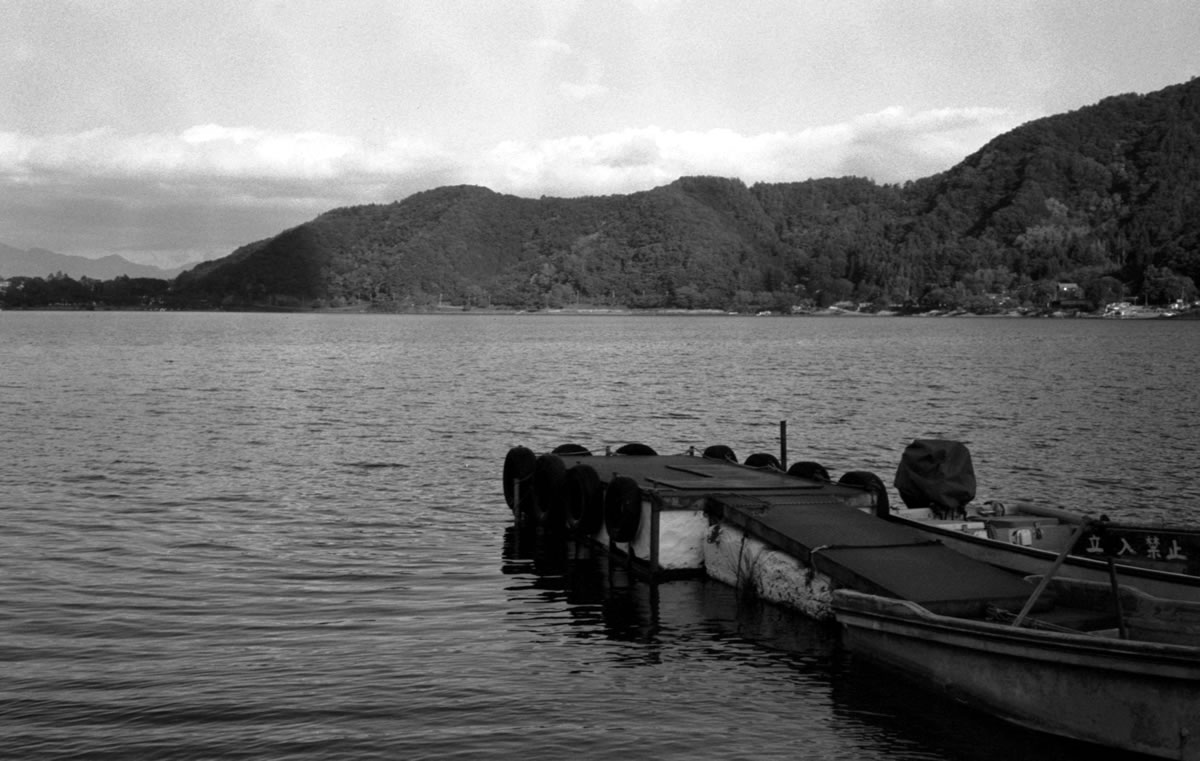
[780, 420, 788, 470]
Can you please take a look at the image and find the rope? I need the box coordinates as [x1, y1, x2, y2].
[986, 605, 1102, 636]
[808, 540, 942, 552]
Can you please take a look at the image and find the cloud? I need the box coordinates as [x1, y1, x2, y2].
[560, 82, 610, 101]
[476, 106, 1027, 196]
[528, 37, 573, 56]
[0, 107, 1026, 263]
[0, 125, 453, 184]
[0, 125, 464, 264]
[623, 0, 684, 13]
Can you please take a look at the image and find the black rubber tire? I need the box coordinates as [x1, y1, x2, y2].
[615, 443, 657, 456]
[564, 464, 604, 535]
[702, 445, 738, 463]
[604, 476, 642, 542]
[838, 470, 890, 514]
[744, 452, 782, 470]
[787, 460, 831, 482]
[502, 446, 538, 517]
[552, 443, 592, 456]
[531, 453, 567, 525]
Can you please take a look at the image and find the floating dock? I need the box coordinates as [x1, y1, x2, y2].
[503, 445, 1037, 620]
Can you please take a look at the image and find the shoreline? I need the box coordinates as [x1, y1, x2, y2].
[4, 304, 1194, 319]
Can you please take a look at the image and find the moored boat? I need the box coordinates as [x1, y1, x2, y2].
[503, 434, 1200, 757]
[503, 437, 1200, 605]
[877, 439, 1200, 602]
[833, 576, 1200, 759]
[888, 501, 1200, 602]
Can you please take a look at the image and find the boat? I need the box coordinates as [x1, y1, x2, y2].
[833, 575, 1200, 759]
[1103, 301, 1178, 319]
[875, 439, 1200, 602]
[504, 435, 1200, 757]
[503, 438, 1200, 607]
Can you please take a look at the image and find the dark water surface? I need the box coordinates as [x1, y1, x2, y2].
[3, 312, 1198, 760]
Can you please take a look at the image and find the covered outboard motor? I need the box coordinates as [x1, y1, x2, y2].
[894, 439, 976, 517]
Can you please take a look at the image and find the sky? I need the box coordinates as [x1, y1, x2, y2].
[3, 1, 1199, 268]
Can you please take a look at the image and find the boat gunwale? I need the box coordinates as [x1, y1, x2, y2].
[885, 512, 1200, 591]
[832, 589, 1200, 674]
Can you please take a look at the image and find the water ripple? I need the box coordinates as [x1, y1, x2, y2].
[1, 312, 1197, 760]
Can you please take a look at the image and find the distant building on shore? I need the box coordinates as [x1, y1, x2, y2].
[1053, 281, 1088, 309]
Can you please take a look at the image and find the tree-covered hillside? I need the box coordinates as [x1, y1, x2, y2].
[169, 77, 1200, 313]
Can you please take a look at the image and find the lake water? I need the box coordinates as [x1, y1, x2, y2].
[3, 311, 1198, 760]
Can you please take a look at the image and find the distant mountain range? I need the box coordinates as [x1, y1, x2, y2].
[10, 77, 1200, 313]
[0, 243, 184, 280]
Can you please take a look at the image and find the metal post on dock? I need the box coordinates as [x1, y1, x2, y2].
[780, 420, 788, 470]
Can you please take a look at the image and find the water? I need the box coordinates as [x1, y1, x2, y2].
[3, 311, 1198, 760]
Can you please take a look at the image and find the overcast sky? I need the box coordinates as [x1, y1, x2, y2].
[3, 0, 1199, 267]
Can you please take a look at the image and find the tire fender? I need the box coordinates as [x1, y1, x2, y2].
[604, 475, 642, 542]
[531, 453, 567, 525]
[564, 464, 604, 535]
[838, 470, 890, 515]
[702, 445, 738, 463]
[744, 452, 781, 470]
[503, 446, 538, 518]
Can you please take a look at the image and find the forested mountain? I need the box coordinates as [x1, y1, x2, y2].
[172, 77, 1200, 312]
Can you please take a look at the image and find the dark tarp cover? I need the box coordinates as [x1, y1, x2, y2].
[894, 439, 976, 513]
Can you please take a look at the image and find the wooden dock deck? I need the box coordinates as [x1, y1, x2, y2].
[506, 448, 1038, 617]
[713, 493, 1035, 617]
